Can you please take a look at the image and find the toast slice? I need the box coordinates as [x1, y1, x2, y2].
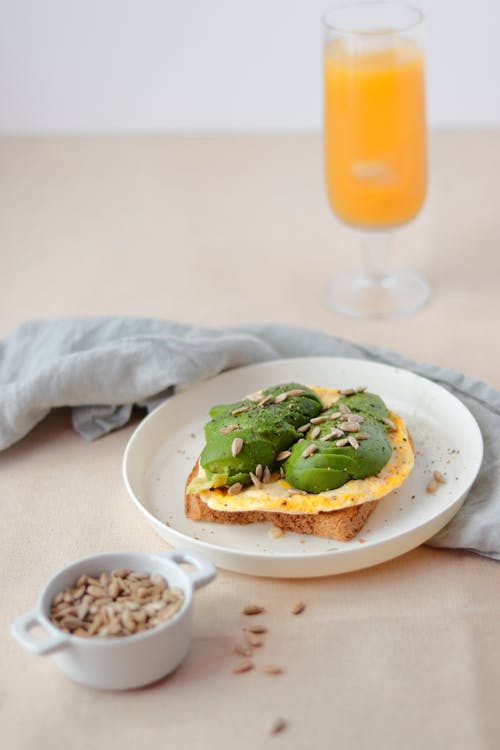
[184, 462, 377, 541]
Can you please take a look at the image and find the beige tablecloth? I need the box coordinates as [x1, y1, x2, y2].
[1, 133, 500, 750]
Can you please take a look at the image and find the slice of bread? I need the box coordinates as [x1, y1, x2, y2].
[184, 462, 377, 541]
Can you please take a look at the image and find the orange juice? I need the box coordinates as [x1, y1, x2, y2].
[324, 38, 427, 228]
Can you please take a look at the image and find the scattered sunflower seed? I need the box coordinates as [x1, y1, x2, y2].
[269, 718, 288, 735]
[261, 665, 284, 675]
[234, 641, 253, 657]
[279, 466, 285, 478]
[244, 630, 264, 647]
[297, 423, 311, 433]
[263, 466, 272, 483]
[348, 436, 360, 450]
[243, 604, 265, 616]
[433, 470, 446, 484]
[228, 482, 243, 496]
[233, 659, 254, 674]
[340, 387, 356, 396]
[247, 624, 268, 634]
[335, 438, 349, 447]
[310, 426, 321, 440]
[254, 463, 263, 480]
[291, 601, 305, 615]
[355, 432, 370, 440]
[382, 417, 397, 430]
[426, 479, 438, 494]
[231, 437, 244, 457]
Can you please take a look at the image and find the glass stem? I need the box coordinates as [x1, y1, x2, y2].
[361, 230, 392, 284]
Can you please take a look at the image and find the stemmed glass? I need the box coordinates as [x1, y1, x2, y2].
[323, 2, 430, 317]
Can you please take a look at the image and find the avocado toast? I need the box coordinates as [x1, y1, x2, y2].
[185, 383, 414, 541]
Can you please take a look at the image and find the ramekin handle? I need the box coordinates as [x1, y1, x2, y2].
[11, 610, 70, 655]
[164, 549, 216, 590]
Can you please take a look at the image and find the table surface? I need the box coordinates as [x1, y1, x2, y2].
[1, 133, 499, 750]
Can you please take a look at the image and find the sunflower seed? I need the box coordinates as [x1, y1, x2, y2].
[329, 411, 342, 419]
[243, 604, 265, 616]
[274, 391, 289, 403]
[263, 466, 272, 483]
[234, 641, 253, 657]
[231, 437, 244, 457]
[339, 403, 352, 414]
[340, 387, 356, 396]
[232, 659, 254, 674]
[279, 466, 285, 478]
[310, 415, 329, 424]
[255, 463, 263, 479]
[268, 718, 288, 735]
[228, 482, 243, 495]
[382, 417, 397, 430]
[310, 426, 321, 440]
[426, 479, 438, 494]
[244, 630, 263, 647]
[297, 423, 311, 433]
[347, 413, 364, 423]
[338, 422, 360, 432]
[301, 444, 317, 459]
[246, 392, 263, 402]
[348, 436, 360, 450]
[247, 624, 268, 634]
[355, 432, 370, 440]
[276, 450, 291, 461]
[257, 395, 274, 407]
[320, 428, 344, 441]
[433, 470, 446, 484]
[86, 585, 107, 598]
[220, 424, 240, 434]
[249, 472, 263, 489]
[232, 406, 249, 415]
[261, 665, 283, 675]
[336, 438, 349, 447]
[50, 570, 183, 639]
[277, 388, 306, 402]
[291, 601, 305, 615]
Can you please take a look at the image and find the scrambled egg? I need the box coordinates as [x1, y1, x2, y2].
[196, 387, 414, 516]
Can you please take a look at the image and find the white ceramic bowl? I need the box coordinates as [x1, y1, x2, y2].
[11, 548, 216, 690]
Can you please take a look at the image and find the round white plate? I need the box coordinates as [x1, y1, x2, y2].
[123, 357, 483, 578]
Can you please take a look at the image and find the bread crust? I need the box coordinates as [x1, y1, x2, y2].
[184, 462, 377, 541]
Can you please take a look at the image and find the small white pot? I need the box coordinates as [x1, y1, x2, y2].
[11, 548, 216, 690]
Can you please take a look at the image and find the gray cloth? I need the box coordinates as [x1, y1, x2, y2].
[1, 317, 499, 560]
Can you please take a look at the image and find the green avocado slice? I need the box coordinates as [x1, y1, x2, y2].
[283, 392, 393, 493]
[196, 383, 322, 489]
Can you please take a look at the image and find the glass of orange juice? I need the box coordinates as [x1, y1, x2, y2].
[323, 2, 430, 317]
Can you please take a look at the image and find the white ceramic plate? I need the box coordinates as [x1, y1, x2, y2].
[123, 357, 483, 578]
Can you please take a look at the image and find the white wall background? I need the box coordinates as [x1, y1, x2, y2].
[1, 0, 499, 134]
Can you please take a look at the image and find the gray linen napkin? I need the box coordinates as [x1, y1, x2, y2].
[1, 317, 499, 560]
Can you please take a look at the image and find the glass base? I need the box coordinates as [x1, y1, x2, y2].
[326, 271, 431, 318]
